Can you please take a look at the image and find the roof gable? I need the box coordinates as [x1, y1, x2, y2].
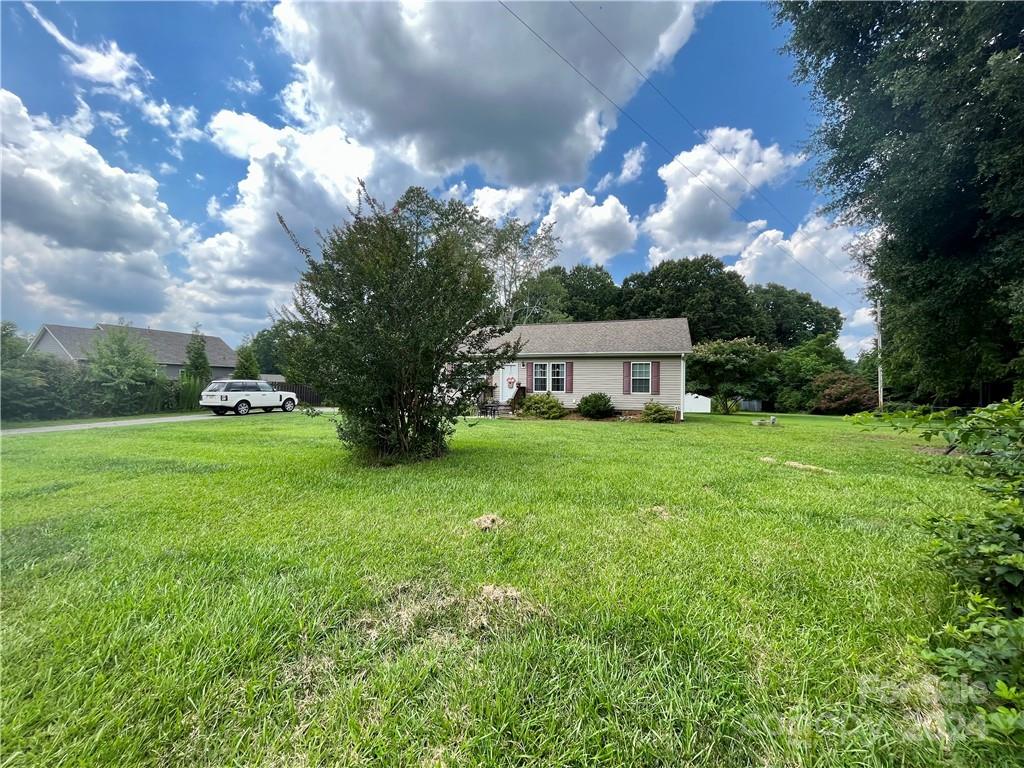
[35, 324, 237, 367]
[497, 317, 692, 356]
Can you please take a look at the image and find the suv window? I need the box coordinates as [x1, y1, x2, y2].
[243, 382, 261, 392]
[206, 382, 226, 392]
[257, 382, 275, 392]
[226, 382, 245, 392]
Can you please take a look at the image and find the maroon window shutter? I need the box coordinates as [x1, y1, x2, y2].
[565, 362, 573, 393]
[526, 362, 534, 393]
[651, 361, 661, 395]
[623, 361, 631, 394]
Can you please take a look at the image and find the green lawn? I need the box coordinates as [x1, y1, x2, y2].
[0, 414, 1004, 766]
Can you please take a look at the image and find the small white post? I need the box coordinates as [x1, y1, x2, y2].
[680, 354, 687, 423]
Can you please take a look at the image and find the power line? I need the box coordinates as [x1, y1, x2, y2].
[569, 2, 847, 280]
[573, 3, 851, 280]
[497, 0, 854, 307]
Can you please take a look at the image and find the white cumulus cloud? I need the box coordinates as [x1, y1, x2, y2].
[643, 127, 803, 265]
[595, 142, 647, 192]
[542, 188, 637, 267]
[272, 1, 699, 185]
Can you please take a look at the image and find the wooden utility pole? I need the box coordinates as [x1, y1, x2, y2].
[875, 301, 884, 410]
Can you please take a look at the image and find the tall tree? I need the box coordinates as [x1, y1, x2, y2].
[248, 320, 292, 375]
[233, 344, 261, 379]
[285, 185, 521, 461]
[1, 320, 29, 363]
[486, 218, 559, 325]
[621, 256, 761, 342]
[511, 268, 570, 324]
[562, 264, 622, 321]
[775, 333, 851, 412]
[87, 324, 161, 416]
[184, 327, 212, 384]
[776, 2, 1024, 402]
[749, 283, 843, 348]
[687, 337, 777, 413]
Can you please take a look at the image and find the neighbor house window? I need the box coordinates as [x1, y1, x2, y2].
[631, 362, 651, 394]
[550, 362, 565, 392]
[533, 363, 548, 392]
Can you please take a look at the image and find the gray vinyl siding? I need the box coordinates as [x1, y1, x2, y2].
[32, 329, 75, 360]
[519, 356, 682, 412]
[163, 364, 236, 381]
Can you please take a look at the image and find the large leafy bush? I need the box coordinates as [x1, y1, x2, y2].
[577, 392, 614, 419]
[520, 393, 566, 420]
[810, 370, 876, 415]
[852, 400, 1024, 743]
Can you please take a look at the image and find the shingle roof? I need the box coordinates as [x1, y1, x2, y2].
[496, 317, 692, 356]
[38, 324, 237, 367]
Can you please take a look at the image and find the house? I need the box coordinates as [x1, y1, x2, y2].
[27, 323, 238, 379]
[492, 317, 696, 420]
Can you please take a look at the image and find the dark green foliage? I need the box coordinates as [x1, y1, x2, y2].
[233, 345, 261, 379]
[287, 185, 521, 460]
[562, 265, 622, 321]
[852, 400, 1024, 741]
[511, 269, 569, 324]
[577, 392, 614, 419]
[519, 393, 567, 420]
[0, 348, 87, 421]
[775, 334, 851, 412]
[640, 401, 675, 423]
[175, 374, 204, 412]
[749, 283, 843, 348]
[86, 325, 162, 417]
[809, 370, 876, 415]
[776, 2, 1024, 401]
[621, 256, 761, 341]
[688, 338, 777, 405]
[248, 320, 294, 376]
[183, 328, 212, 386]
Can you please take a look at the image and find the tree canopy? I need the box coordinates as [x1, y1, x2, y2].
[286, 185, 520, 461]
[621, 256, 762, 342]
[749, 283, 843, 348]
[184, 328, 212, 385]
[776, 1, 1024, 402]
[233, 344, 261, 379]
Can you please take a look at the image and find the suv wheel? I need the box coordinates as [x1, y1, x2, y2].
[234, 400, 251, 416]
[282, 398, 296, 412]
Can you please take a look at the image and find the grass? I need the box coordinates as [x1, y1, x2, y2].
[1, 413, 1010, 766]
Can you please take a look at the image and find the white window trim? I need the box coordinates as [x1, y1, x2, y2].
[533, 362, 549, 393]
[549, 362, 566, 393]
[631, 361, 652, 395]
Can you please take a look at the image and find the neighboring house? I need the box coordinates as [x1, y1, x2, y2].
[28, 323, 238, 379]
[492, 317, 695, 420]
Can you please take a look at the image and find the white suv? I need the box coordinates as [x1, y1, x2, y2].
[200, 379, 297, 416]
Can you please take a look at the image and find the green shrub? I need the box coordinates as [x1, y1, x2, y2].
[176, 373, 205, 412]
[520, 393, 566, 420]
[851, 400, 1024, 740]
[810, 370, 876, 415]
[640, 401, 675, 423]
[577, 392, 614, 419]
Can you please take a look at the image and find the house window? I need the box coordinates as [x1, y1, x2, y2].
[631, 362, 651, 394]
[533, 363, 548, 392]
[550, 362, 565, 392]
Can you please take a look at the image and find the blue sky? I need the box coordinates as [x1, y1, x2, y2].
[1, 1, 874, 353]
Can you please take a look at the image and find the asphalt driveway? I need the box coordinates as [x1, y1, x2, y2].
[2, 410, 298, 436]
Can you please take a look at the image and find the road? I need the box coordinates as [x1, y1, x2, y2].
[2, 410, 296, 436]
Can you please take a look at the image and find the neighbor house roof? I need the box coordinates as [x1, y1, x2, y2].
[496, 317, 692, 356]
[30, 323, 237, 367]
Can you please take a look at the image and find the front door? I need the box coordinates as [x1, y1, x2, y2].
[498, 363, 519, 403]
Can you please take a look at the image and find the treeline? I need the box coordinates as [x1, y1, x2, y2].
[1, 322, 210, 422]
